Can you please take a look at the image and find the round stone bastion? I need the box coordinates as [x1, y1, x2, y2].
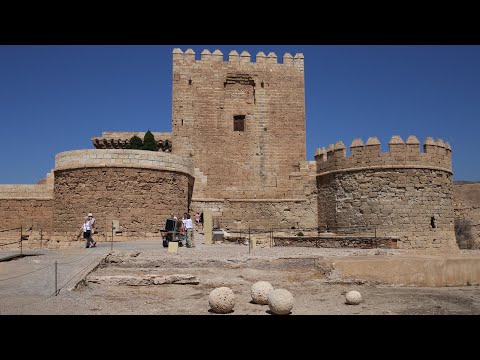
[51, 149, 194, 241]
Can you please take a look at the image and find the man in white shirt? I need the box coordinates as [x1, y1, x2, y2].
[185, 214, 194, 248]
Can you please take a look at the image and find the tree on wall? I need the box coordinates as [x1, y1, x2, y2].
[127, 135, 144, 150]
[142, 130, 159, 151]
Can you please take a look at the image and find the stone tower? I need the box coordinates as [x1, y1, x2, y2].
[171, 48, 307, 206]
[315, 135, 457, 250]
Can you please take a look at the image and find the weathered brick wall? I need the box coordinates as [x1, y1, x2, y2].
[171, 48, 306, 201]
[0, 180, 54, 240]
[454, 183, 480, 241]
[51, 149, 194, 241]
[0, 199, 53, 239]
[191, 160, 318, 230]
[316, 136, 456, 250]
[218, 199, 317, 231]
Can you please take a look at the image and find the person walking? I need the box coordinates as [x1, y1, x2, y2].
[195, 212, 200, 229]
[81, 216, 92, 248]
[185, 214, 194, 248]
[88, 213, 96, 247]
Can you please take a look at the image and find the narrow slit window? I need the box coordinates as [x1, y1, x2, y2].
[233, 115, 245, 131]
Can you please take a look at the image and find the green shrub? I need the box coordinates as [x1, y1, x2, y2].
[127, 135, 143, 150]
[142, 130, 159, 151]
[296, 231, 304, 237]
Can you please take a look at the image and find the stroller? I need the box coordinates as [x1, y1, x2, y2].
[160, 218, 185, 248]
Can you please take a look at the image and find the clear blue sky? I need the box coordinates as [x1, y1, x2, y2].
[1, 45, 479, 183]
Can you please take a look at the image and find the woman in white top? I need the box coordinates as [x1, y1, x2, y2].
[82, 217, 92, 248]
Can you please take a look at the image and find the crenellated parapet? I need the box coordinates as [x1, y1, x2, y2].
[315, 135, 452, 176]
[172, 48, 304, 72]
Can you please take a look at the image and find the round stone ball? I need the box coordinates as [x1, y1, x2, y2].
[345, 290, 362, 305]
[209, 287, 235, 314]
[251, 281, 274, 305]
[267, 288, 294, 315]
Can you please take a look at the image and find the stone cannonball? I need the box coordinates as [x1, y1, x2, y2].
[345, 290, 362, 305]
[251, 281, 274, 305]
[209, 287, 235, 314]
[267, 288, 294, 315]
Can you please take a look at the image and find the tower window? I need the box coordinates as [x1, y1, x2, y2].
[233, 115, 245, 131]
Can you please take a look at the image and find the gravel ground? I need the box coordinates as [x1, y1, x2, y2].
[2, 231, 480, 315]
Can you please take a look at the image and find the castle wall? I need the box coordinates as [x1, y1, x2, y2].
[0, 199, 54, 239]
[454, 183, 480, 242]
[191, 160, 318, 230]
[316, 136, 456, 250]
[171, 49, 306, 201]
[51, 149, 194, 241]
[0, 175, 54, 240]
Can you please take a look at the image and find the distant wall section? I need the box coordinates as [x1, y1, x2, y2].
[0, 172, 54, 239]
[454, 183, 480, 242]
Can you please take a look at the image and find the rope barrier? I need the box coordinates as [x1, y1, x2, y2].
[0, 240, 20, 247]
[57, 249, 96, 265]
[0, 227, 21, 233]
[57, 257, 101, 293]
[0, 263, 53, 282]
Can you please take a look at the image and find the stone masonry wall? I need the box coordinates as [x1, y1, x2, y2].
[51, 149, 194, 241]
[191, 160, 318, 230]
[0, 199, 53, 240]
[0, 177, 54, 240]
[316, 136, 456, 250]
[171, 48, 306, 201]
[454, 183, 480, 242]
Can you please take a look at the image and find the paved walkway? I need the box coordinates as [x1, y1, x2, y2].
[0, 238, 169, 314]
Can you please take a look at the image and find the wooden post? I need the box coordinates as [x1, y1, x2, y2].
[20, 225, 23, 256]
[111, 221, 114, 251]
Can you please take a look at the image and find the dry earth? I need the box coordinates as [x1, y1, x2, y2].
[3, 232, 480, 315]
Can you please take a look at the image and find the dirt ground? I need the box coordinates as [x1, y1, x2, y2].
[6, 249, 480, 315]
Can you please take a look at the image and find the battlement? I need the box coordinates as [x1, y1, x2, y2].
[172, 48, 304, 72]
[315, 135, 452, 175]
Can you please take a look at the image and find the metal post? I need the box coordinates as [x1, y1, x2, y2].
[54, 260, 58, 296]
[20, 225, 23, 256]
[111, 221, 114, 251]
[248, 227, 251, 254]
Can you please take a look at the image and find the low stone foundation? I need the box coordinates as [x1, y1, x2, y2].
[222, 234, 398, 249]
[273, 236, 398, 249]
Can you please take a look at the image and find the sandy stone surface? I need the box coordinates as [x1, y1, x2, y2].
[268, 288, 294, 315]
[2, 234, 480, 315]
[345, 290, 362, 305]
[209, 287, 235, 313]
[251, 281, 274, 305]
